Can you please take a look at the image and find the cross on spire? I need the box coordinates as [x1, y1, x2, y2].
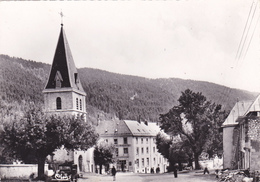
[59, 10, 64, 26]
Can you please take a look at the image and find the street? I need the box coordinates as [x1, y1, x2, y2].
[78, 171, 217, 182]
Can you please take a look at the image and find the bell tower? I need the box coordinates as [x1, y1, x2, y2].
[43, 24, 86, 117]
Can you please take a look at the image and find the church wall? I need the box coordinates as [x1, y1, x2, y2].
[44, 91, 73, 112]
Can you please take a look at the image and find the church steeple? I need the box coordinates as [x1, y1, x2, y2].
[44, 25, 85, 94]
[43, 24, 86, 115]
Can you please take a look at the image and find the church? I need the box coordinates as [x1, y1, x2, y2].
[42, 21, 169, 174]
[42, 23, 95, 173]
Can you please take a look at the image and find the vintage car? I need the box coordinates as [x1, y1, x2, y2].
[51, 162, 78, 182]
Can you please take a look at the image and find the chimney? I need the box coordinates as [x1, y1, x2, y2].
[144, 120, 148, 126]
[118, 111, 123, 120]
[137, 115, 141, 123]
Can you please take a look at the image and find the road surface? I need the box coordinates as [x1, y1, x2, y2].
[78, 171, 217, 182]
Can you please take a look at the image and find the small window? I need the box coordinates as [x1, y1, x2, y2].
[56, 97, 62, 110]
[115, 148, 118, 157]
[147, 158, 149, 166]
[141, 148, 144, 154]
[136, 147, 139, 155]
[124, 137, 127, 144]
[76, 98, 79, 110]
[136, 137, 138, 144]
[141, 138, 143, 144]
[146, 147, 149, 154]
[136, 159, 139, 168]
[146, 138, 148, 144]
[114, 139, 118, 145]
[142, 158, 144, 167]
[124, 148, 128, 154]
[56, 79, 61, 88]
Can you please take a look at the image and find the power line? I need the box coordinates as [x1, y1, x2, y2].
[243, 10, 260, 60]
[235, 0, 255, 61]
[237, 0, 258, 62]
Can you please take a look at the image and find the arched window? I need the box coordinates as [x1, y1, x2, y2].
[56, 97, 62, 110]
[76, 98, 79, 110]
[80, 99, 82, 110]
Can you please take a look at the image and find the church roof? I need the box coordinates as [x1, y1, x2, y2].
[44, 25, 84, 93]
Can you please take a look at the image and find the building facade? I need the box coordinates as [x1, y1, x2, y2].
[222, 95, 260, 170]
[43, 24, 94, 173]
[97, 119, 169, 173]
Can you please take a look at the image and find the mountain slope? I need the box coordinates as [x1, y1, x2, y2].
[0, 54, 258, 122]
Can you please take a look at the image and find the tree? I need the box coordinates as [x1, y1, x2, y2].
[159, 89, 225, 169]
[156, 133, 192, 171]
[94, 141, 115, 174]
[0, 107, 99, 179]
[156, 132, 172, 160]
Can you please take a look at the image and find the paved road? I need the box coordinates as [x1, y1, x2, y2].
[78, 171, 217, 182]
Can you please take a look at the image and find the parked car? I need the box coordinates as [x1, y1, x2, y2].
[51, 162, 78, 182]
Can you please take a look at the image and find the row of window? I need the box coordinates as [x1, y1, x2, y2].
[136, 158, 154, 168]
[113, 138, 127, 145]
[107, 137, 156, 145]
[136, 146, 156, 155]
[115, 147, 128, 157]
[55, 97, 83, 110]
[136, 137, 156, 144]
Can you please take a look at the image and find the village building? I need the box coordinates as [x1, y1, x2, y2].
[96, 119, 169, 173]
[42, 23, 95, 173]
[222, 95, 260, 170]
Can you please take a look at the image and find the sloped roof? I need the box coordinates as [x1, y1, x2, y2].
[124, 120, 160, 137]
[223, 95, 260, 126]
[44, 25, 84, 93]
[96, 120, 132, 137]
[97, 120, 162, 137]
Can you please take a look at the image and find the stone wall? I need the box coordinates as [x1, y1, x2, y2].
[0, 164, 48, 179]
[250, 140, 260, 170]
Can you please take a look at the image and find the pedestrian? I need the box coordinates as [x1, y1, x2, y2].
[112, 166, 117, 181]
[204, 167, 209, 174]
[215, 169, 219, 178]
[173, 168, 178, 178]
[121, 163, 124, 172]
[244, 168, 250, 177]
[156, 166, 160, 173]
[29, 173, 34, 182]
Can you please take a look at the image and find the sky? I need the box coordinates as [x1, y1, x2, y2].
[0, 1, 260, 92]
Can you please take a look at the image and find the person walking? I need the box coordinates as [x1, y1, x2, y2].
[204, 167, 209, 174]
[173, 167, 178, 178]
[112, 166, 117, 181]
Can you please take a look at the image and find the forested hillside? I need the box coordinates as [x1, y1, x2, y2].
[0, 54, 258, 122]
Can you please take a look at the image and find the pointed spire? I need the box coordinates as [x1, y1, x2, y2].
[44, 24, 85, 95]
